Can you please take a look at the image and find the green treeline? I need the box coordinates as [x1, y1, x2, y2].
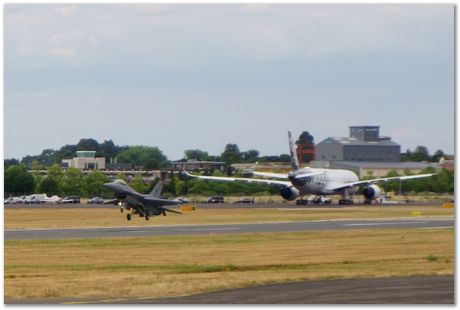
[4, 139, 291, 171]
[4, 137, 454, 198]
[4, 164, 454, 198]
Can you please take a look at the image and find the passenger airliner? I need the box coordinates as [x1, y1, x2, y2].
[181, 131, 436, 204]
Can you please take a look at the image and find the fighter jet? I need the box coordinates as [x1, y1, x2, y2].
[104, 179, 182, 221]
[181, 131, 437, 205]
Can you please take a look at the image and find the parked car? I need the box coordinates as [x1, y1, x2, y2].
[175, 197, 190, 203]
[60, 196, 81, 204]
[87, 197, 104, 204]
[206, 196, 224, 204]
[233, 198, 253, 204]
[4, 197, 22, 204]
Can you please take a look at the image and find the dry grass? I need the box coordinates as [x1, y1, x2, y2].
[4, 205, 453, 229]
[5, 228, 454, 300]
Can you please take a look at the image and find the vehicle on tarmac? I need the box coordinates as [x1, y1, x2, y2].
[206, 196, 225, 204]
[4, 197, 23, 204]
[87, 197, 104, 204]
[182, 131, 437, 205]
[175, 197, 190, 203]
[60, 196, 81, 204]
[104, 179, 183, 221]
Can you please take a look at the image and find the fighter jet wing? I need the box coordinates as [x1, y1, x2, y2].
[142, 196, 183, 207]
[331, 173, 437, 192]
[141, 196, 183, 215]
[181, 171, 291, 187]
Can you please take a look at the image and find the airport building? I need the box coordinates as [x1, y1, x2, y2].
[171, 160, 226, 174]
[316, 126, 401, 162]
[296, 143, 315, 164]
[61, 151, 106, 170]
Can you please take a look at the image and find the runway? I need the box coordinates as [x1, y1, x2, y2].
[106, 275, 455, 304]
[6, 275, 453, 304]
[5, 217, 453, 240]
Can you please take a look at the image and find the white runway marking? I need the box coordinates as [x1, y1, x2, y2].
[343, 221, 425, 227]
[417, 226, 454, 230]
[177, 228, 240, 232]
[122, 227, 240, 234]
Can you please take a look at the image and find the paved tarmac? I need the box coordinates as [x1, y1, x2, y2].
[6, 275, 453, 304]
[113, 275, 455, 304]
[5, 217, 453, 240]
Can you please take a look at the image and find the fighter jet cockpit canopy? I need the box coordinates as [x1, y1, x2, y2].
[113, 179, 128, 186]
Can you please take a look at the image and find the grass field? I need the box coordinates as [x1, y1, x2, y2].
[4, 205, 454, 229]
[4, 205, 454, 301]
[5, 228, 454, 300]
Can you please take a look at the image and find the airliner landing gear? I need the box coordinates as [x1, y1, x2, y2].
[127, 214, 132, 221]
[338, 199, 354, 205]
[339, 188, 354, 205]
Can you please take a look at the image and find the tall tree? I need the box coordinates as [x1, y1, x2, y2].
[117, 146, 169, 169]
[184, 149, 210, 161]
[296, 131, 315, 144]
[83, 170, 110, 197]
[431, 150, 445, 162]
[241, 149, 259, 162]
[97, 139, 119, 162]
[4, 158, 20, 168]
[39, 176, 60, 196]
[411, 146, 430, 162]
[5, 165, 36, 196]
[221, 144, 241, 165]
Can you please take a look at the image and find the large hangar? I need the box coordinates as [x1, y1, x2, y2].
[316, 126, 401, 162]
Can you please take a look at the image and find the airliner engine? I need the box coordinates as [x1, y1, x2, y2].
[362, 184, 381, 202]
[280, 186, 300, 201]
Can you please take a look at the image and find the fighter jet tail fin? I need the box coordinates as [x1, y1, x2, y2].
[149, 181, 163, 197]
[288, 131, 300, 171]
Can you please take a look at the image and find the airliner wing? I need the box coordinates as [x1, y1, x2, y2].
[181, 171, 291, 187]
[251, 171, 289, 179]
[331, 173, 437, 192]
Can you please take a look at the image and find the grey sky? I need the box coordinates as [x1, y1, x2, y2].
[4, 4, 454, 161]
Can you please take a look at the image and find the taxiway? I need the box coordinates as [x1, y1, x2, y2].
[5, 217, 453, 240]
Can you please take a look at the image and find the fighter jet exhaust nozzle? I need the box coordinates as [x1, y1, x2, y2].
[280, 186, 300, 201]
[363, 184, 381, 201]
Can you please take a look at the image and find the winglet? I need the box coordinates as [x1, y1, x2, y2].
[288, 131, 300, 170]
[179, 169, 193, 180]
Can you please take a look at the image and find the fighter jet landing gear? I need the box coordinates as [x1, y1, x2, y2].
[145, 214, 151, 221]
[338, 199, 354, 205]
[127, 214, 132, 221]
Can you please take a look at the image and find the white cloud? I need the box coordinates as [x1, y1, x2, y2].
[17, 45, 33, 55]
[242, 4, 271, 13]
[52, 5, 78, 18]
[49, 47, 77, 57]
